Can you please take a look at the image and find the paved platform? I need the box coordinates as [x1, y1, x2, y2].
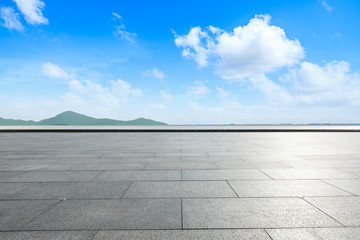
[0, 132, 359, 239]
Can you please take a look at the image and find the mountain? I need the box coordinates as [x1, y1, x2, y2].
[0, 111, 167, 126]
[0, 117, 37, 126]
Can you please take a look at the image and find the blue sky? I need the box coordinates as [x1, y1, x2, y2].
[1, 0, 360, 124]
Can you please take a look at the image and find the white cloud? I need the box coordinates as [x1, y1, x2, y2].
[216, 87, 231, 99]
[187, 82, 211, 95]
[112, 12, 136, 43]
[294, 61, 349, 92]
[141, 68, 165, 79]
[60, 78, 142, 113]
[112, 12, 121, 19]
[0, 78, 144, 121]
[188, 86, 211, 95]
[111, 79, 142, 101]
[160, 90, 173, 101]
[13, 0, 48, 25]
[151, 68, 164, 79]
[290, 61, 360, 105]
[174, 27, 212, 67]
[174, 14, 306, 106]
[114, 25, 136, 43]
[66, 79, 119, 107]
[0, 7, 24, 31]
[250, 74, 293, 104]
[320, 0, 333, 12]
[174, 15, 304, 79]
[42, 62, 71, 79]
[175, 14, 360, 109]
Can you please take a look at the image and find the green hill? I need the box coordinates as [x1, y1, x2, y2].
[0, 111, 167, 126]
[0, 117, 37, 126]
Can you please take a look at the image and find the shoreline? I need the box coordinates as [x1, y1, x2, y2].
[1, 125, 360, 132]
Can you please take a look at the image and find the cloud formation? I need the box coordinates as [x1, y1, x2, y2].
[13, 0, 48, 25]
[175, 15, 304, 79]
[141, 67, 165, 79]
[216, 87, 231, 99]
[187, 82, 211, 95]
[59, 78, 143, 116]
[66, 79, 119, 107]
[173, 14, 360, 108]
[320, 0, 333, 12]
[174, 27, 211, 67]
[112, 12, 136, 43]
[111, 79, 143, 101]
[42, 62, 71, 79]
[250, 74, 293, 104]
[0, 7, 24, 31]
[292, 61, 360, 105]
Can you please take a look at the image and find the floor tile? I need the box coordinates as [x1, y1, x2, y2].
[145, 162, 218, 170]
[3, 171, 103, 182]
[215, 161, 292, 169]
[93, 229, 270, 240]
[0, 183, 35, 199]
[339, 168, 360, 177]
[305, 196, 360, 226]
[24, 199, 181, 230]
[0, 200, 58, 230]
[324, 179, 360, 195]
[94, 170, 181, 181]
[10, 182, 131, 199]
[183, 198, 341, 228]
[262, 169, 358, 179]
[228, 180, 351, 197]
[0, 172, 25, 182]
[182, 169, 270, 180]
[123, 181, 237, 198]
[0, 231, 96, 240]
[266, 227, 360, 240]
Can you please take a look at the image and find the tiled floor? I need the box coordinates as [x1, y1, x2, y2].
[0, 132, 359, 239]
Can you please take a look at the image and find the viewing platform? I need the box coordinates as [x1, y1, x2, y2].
[0, 130, 359, 239]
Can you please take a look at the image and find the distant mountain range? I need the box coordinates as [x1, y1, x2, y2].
[0, 111, 167, 126]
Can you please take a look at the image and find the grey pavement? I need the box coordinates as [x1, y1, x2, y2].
[0, 132, 360, 239]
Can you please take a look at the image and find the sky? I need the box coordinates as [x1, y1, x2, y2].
[0, 0, 360, 124]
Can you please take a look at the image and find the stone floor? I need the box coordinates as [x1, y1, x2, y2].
[0, 132, 359, 239]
